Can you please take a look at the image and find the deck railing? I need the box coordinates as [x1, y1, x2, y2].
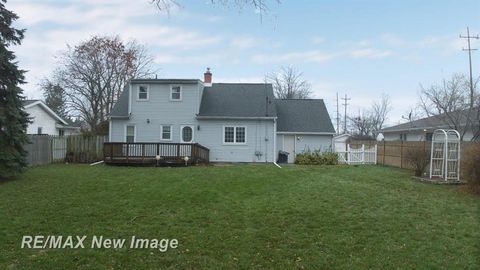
[103, 142, 209, 165]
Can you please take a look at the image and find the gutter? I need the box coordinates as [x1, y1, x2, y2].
[196, 116, 277, 120]
[277, 131, 336, 135]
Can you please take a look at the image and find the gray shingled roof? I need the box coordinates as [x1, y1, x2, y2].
[275, 99, 335, 133]
[110, 88, 129, 117]
[198, 83, 277, 118]
[380, 108, 479, 133]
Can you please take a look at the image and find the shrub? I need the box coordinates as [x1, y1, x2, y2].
[462, 144, 480, 194]
[404, 147, 430, 177]
[295, 150, 338, 165]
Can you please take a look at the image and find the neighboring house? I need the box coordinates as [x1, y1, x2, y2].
[108, 69, 335, 163]
[379, 109, 479, 141]
[23, 100, 80, 136]
[333, 134, 351, 152]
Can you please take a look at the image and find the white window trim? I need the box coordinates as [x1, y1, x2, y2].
[223, 126, 247, 145]
[160, 125, 172, 141]
[137, 85, 149, 101]
[125, 124, 136, 143]
[170, 85, 182, 101]
[180, 125, 194, 143]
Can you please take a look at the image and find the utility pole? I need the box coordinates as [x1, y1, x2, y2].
[341, 94, 351, 134]
[460, 27, 479, 107]
[336, 92, 340, 134]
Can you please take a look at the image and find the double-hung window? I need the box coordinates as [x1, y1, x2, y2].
[223, 126, 246, 144]
[170, 85, 182, 101]
[137, 85, 149, 101]
[126, 125, 135, 143]
[161, 125, 172, 140]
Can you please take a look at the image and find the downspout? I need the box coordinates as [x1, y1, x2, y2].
[273, 117, 281, 168]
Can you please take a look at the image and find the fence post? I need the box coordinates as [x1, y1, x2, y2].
[383, 141, 386, 165]
[374, 144, 377, 165]
[400, 140, 403, 168]
[361, 144, 365, 164]
[347, 144, 350, 165]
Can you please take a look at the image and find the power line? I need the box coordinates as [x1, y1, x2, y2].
[341, 94, 351, 134]
[460, 26, 479, 107]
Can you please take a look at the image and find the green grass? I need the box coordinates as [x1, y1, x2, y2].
[0, 164, 479, 269]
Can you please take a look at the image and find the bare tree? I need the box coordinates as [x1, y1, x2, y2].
[348, 110, 375, 138]
[151, 0, 279, 15]
[348, 94, 391, 138]
[418, 73, 479, 140]
[371, 94, 391, 132]
[266, 66, 312, 99]
[53, 36, 155, 133]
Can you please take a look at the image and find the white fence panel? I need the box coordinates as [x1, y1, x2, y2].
[336, 144, 377, 165]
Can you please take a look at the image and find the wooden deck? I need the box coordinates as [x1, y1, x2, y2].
[103, 142, 209, 165]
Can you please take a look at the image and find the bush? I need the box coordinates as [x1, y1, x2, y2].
[295, 150, 338, 165]
[404, 147, 430, 177]
[462, 144, 480, 194]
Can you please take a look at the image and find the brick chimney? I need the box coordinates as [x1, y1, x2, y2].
[204, 68, 212, 86]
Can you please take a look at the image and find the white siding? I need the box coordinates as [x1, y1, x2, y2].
[25, 105, 58, 135]
[276, 133, 334, 163]
[110, 82, 201, 143]
[196, 119, 275, 162]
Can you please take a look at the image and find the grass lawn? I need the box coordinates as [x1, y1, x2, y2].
[0, 164, 479, 269]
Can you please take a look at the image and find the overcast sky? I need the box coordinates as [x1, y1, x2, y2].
[9, 0, 480, 127]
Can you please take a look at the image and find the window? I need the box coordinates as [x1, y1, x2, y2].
[181, 126, 193, 143]
[399, 133, 407, 141]
[161, 125, 172, 140]
[236, 127, 246, 143]
[126, 125, 135, 142]
[58, 129, 65, 136]
[224, 127, 234, 143]
[425, 132, 433, 142]
[223, 126, 247, 144]
[37, 127, 43, 135]
[170, 85, 182, 101]
[137, 85, 149, 100]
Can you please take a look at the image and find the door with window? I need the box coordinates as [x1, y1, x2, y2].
[180, 125, 194, 156]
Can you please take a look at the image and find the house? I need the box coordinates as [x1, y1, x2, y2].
[379, 109, 479, 141]
[108, 69, 335, 163]
[23, 100, 80, 136]
[333, 134, 351, 152]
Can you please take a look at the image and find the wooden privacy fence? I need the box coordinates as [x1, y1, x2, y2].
[24, 135, 107, 166]
[66, 135, 107, 163]
[349, 140, 478, 169]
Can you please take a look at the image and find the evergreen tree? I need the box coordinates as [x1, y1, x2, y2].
[0, 0, 29, 178]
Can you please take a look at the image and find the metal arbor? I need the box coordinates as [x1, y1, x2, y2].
[429, 129, 461, 181]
